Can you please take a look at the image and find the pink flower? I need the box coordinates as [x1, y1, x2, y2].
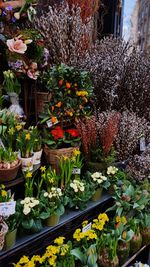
[27, 70, 39, 80]
[6, 39, 27, 54]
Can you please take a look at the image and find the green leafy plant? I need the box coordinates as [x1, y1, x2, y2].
[5, 213, 20, 232]
[3, 70, 21, 95]
[41, 63, 94, 124]
[39, 188, 67, 220]
[29, 126, 42, 152]
[17, 129, 34, 158]
[0, 184, 12, 202]
[0, 147, 19, 169]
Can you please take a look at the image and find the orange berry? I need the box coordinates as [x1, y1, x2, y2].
[51, 117, 57, 124]
[58, 80, 63, 86]
[66, 82, 71, 89]
[56, 102, 62, 108]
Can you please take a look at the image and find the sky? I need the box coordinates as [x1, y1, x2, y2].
[122, 0, 136, 41]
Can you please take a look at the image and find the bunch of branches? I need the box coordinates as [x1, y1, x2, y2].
[76, 116, 97, 160]
[34, 2, 94, 65]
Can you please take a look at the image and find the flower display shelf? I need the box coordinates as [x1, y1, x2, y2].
[0, 194, 113, 267]
[121, 245, 150, 267]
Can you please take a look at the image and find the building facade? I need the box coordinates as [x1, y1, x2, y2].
[130, 0, 150, 53]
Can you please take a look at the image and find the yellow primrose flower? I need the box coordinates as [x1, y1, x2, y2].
[54, 236, 65, 246]
[27, 261, 35, 267]
[19, 256, 29, 264]
[16, 124, 22, 131]
[26, 172, 32, 179]
[40, 166, 46, 173]
[1, 190, 7, 197]
[86, 230, 97, 240]
[82, 220, 88, 228]
[73, 149, 80, 156]
[98, 213, 109, 222]
[31, 255, 42, 263]
[60, 244, 69, 256]
[121, 216, 127, 225]
[122, 231, 127, 239]
[48, 255, 57, 266]
[25, 133, 31, 140]
[8, 127, 15, 135]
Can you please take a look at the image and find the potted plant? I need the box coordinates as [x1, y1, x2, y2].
[16, 129, 34, 171]
[4, 213, 20, 250]
[72, 223, 98, 267]
[3, 70, 24, 116]
[98, 234, 119, 267]
[0, 147, 21, 182]
[140, 213, 150, 246]
[30, 126, 43, 167]
[43, 126, 80, 173]
[40, 188, 67, 227]
[66, 179, 92, 210]
[129, 218, 142, 255]
[114, 216, 134, 265]
[17, 197, 42, 234]
[40, 166, 60, 191]
[42, 63, 93, 125]
[86, 171, 109, 201]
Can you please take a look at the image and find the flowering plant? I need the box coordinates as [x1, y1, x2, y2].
[66, 179, 92, 210]
[40, 166, 60, 191]
[0, 147, 19, 169]
[0, 184, 12, 202]
[42, 63, 94, 124]
[39, 188, 67, 220]
[106, 166, 127, 188]
[43, 125, 80, 149]
[16, 128, 34, 157]
[90, 171, 109, 190]
[14, 237, 75, 267]
[17, 196, 42, 233]
[3, 70, 21, 95]
[29, 126, 42, 152]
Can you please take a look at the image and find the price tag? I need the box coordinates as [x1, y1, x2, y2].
[0, 201, 16, 217]
[140, 137, 146, 152]
[46, 119, 53, 128]
[72, 168, 81, 174]
[82, 222, 92, 233]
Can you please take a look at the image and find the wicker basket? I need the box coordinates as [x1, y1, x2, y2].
[0, 160, 21, 183]
[0, 218, 8, 251]
[44, 146, 77, 174]
[35, 92, 51, 115]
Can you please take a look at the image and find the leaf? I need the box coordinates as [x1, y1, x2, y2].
[40, 212, 50, 220]
[71, 248, 86, 264]
[133, 203, 139, 209]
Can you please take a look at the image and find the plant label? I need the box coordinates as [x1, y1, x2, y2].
[82, 222, 92, 233]
[0, 201, 16, 217]
[140, 136, 146, 152]
[72, 168, 81, 174]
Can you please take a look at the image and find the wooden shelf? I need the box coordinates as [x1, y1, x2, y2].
[3, 176, 25, 189]
[0, 194, 113, 267]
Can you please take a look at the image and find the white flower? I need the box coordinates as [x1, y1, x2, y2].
[29, 202, 35, 208]
[48, 193, 53, 198]
[24, 197, 31, 204]
[23, 206, 31, 215]
[97, 179, 103, 184]
[20, 200, 25, 205]
[74, 186, 78, 193]
[101, 175, 107, 181]
[107, 166, 118, 175]
[44, 192, 48, 197]
[80, 186, 85, 192]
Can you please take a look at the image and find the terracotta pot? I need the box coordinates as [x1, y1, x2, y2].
[0, 0, 25, 9]
[130, 232, 142, 255]
[0, 160, 21, 183]
[117, 241, 130, 265]
[98, 249, 119, 267]
[4, 228, 17, 250]
[141, 227, 150, 246]
[20, 156, 33, 171]
[45, 214, 60, 227]
[92, 188, 103, 201]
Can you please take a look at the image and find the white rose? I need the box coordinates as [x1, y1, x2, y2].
[23, 206, 31, 215]
[44, 192, 48, 197]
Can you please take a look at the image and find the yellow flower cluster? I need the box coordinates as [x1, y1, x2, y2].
[92, 213, 109, 231]
[73, 228, 97, 242]
[116, 216, 127, 227]
[76, 91, 88, 97]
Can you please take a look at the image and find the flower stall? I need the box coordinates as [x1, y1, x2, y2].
[0, 0, 149, 267]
